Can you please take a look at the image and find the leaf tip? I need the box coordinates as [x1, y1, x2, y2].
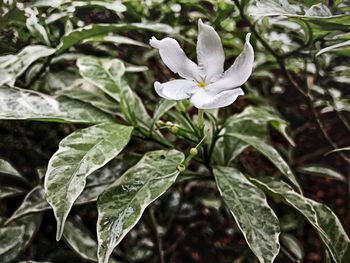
[56, 229, 63, 241]
[56, 216, 67, 241]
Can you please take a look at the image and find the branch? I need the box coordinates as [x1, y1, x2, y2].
[147, 206, 165, 263]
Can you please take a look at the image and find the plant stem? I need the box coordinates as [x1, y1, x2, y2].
[197, 109, 204, 130]
[148, 207, 165, 263]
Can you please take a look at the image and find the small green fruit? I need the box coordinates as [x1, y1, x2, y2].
[177, 164, 186, 172]
[166, 121, 173, 126]
[170, 125, 178, 134]
[189, 148, 198, 156]
[155, 120, 164, 128]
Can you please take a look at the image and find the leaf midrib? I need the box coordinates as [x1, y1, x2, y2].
[58, 126, 126, 214]
[100, 162, 178, 247]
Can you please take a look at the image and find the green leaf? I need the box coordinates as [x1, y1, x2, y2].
[62, 217, 119, 263]
[70, 0, 126, 13]
[77, 57, 152, 127]
[44, 122, 133, 240]
[7, 184, 110, 223]
[32, 0, 126, 20]
[328, 99, 350, 112]
[298, 15, 350, 38]
[0, 6, 26, 33]
[32, 69, 81, 94]
[56, 79, 119, 115]
[58, 22, 175, 53]
[232, 106, 294, 146]
[0, 45, 55, 85]
[63, 219, 97, 261]
[6, 186, 48, 223]
[213, 166, 280, 263]
[83, 35, 148, 47]
[225, 132, 301, 192]
[31, 0, 126, 12]
[251, 177, 350, 263]
[215, 105, 295, 166]
[319, 89, 350, 113]
[317, 40, 350, 56]
[304, 3, 332, 16]
[311, 202, 350, 263]
[249, 1, 350, 37]
[77, 56, 123, 101]
[270, 121, 295, 147]
[0, 159, 27, 183]
[8, 156, 139, 223]
[329, 33, 350, 41]
[25, 8, 51, 46]
[0, 226, 25, 256]
[248, 0, 302, 16]
[0, 214, 42, 263]
[298, 165, 346, 182]
[0, 86, 112, 123]
[151, 99, 176, 133]
[152, 99, 176, 122]
[118, 77, 152, 128]
[221, 119, 268, 165]
[97, 149, 184, 263]
[280, 234, 303, 261]
[326, 147, 350, 155]
[0, 160, 19, 176]
[0, 186, 24, 200]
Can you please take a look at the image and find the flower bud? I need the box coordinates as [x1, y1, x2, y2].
[166, 121, 173, 126]
[177, 164, 186, 172]
[189, 147, 198, 156]
[155, 120, 164, 128]
[170, 125, 178, 134]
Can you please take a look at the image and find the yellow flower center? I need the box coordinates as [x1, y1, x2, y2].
[197, 81, 207, 88]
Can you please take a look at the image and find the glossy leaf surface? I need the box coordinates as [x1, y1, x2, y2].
[0, 45, 55, 85]
[0, 86, 112, 123]
[0, 159, 27, 182]
[77, 57, 152, 127]
[213, 166, 280, 263]
[225, 132, 301, 192]
[45, 122, 133, 240]
[8, 156, 140, 222]
[298, 165, 346, 182]
[0, 214, 42, 263]
[97, 149, 184, 263]
[0, 186, 24, 200]
[251, 177, 350, 263]
[57, 79, 119, 115]
[63, 218, 101, 262]
[0, 226, 25, 256]
[58, 23, 174, 52]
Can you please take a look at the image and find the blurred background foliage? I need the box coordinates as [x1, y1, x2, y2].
[0, 0, 349, 262]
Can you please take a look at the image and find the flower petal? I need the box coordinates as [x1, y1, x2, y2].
[206, 33, 254, 92]
[150, 37, 201, 81]
[189, 88, 244, 109]
[154, 80, 198, 100]
[197, 19, 225, 82]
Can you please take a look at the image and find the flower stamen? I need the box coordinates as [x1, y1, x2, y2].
[197, 81, 207, 88]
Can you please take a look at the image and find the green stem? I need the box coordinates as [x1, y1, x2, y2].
[180, 135, 207, 168]
[197, 109, 204, 130]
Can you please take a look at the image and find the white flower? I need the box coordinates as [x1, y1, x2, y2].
[149, 19, 254, 109]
